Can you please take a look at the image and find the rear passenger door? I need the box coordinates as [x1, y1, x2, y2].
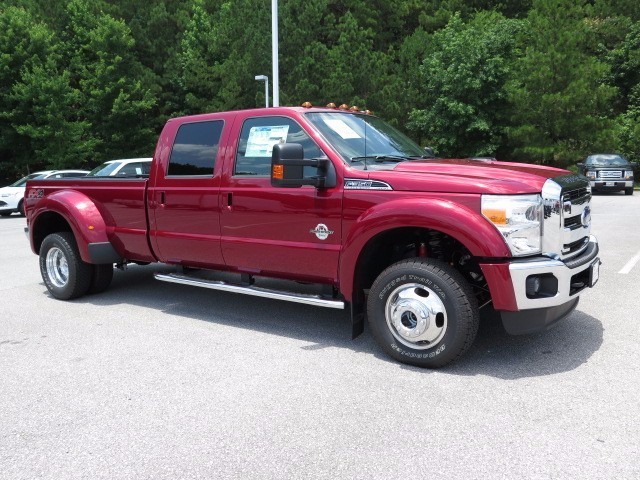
[149, 118, 231, 268]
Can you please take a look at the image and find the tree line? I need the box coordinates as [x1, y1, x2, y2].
[1, 0, 638, 181]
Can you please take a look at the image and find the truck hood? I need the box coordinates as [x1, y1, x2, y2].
[369, 158, 569, 194]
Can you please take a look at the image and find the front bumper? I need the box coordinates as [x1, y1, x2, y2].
[480, 235, 600, 335]
[508, 235, 599, 311]
[590, 180, 633, 189]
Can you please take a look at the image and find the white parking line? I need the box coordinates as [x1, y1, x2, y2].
[619, 251, 640, 274]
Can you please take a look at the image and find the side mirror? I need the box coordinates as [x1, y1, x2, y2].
[577, 162, 584, 169]
[271, 143, 336, 188]
[423, 146, 435, 158]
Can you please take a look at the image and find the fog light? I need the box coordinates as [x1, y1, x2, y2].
[526, 276, 541, 296]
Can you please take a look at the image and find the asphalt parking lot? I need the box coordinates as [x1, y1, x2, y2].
[1, 193, 639, 479]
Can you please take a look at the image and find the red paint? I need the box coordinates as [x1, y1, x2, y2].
[25, 106, 570, 307]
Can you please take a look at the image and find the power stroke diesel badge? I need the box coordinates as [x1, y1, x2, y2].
[310, 224, 334, 240]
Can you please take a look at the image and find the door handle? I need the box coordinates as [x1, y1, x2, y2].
[222, 192, 233, 210]
[159, 191, 165, 206]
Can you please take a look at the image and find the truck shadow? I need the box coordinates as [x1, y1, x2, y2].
[69, 264, 603, 379]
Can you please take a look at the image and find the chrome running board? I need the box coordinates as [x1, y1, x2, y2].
[154, 272, 345, 309]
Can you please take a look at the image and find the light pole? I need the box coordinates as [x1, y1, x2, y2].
[254, 75, 269, 108]
[271, 0, 279, 107]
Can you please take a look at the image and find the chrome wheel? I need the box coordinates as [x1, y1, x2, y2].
[46, 247, 69, 288]
[385, 283, 448, 350]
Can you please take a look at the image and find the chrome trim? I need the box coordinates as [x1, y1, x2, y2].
[509, 236, 598, 310]
[155, 273, 345, 309]
[541, 175, 592, 261]
[344, 179, 392, 190]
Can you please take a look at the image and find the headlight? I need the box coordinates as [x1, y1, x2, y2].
[481, 194, 542, 256]
[625, 170, 634, 179]
[586, 171, 596, 179]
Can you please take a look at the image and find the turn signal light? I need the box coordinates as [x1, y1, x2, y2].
[272, 165, 284, 179]
[482, 208, 507, 225]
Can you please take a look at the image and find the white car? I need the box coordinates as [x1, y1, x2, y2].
[0, 170, 90, 217]
[87, 158, 152, 177]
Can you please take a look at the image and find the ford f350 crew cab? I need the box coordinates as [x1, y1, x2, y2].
[24, 105, 600, 367]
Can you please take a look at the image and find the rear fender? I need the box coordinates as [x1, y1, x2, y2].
[339, 198, 510, 301]
[29, 190, 119, 264]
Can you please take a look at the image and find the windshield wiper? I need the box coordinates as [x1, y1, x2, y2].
[350, 155, 413, 163]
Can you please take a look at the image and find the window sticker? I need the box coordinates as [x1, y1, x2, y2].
[322, 118, 361, 139]
[245, 125, 290, 157]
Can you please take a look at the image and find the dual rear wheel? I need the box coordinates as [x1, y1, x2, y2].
[39, 232, 113, 300]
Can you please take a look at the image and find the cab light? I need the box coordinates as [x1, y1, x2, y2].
[301, 101, 313, 108]
[88, 225, 95, 230]
[349, 106, 360, 112]
[338, 104, 349, 110]
[326, 103, 337, 109]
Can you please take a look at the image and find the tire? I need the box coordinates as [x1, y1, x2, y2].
[0, 211, 12, 217]
[18, 200, 25, 216]
[625, 187, 634, 196]
[367, 258, 479, 368]
[39, 232, 93, 300]
[88, 264, 114, 294]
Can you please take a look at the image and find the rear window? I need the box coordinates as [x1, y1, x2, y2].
[168, 121, 224, 176]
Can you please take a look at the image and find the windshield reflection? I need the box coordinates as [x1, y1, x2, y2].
[306, 112, 425, 166]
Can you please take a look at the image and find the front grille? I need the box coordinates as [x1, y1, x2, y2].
[598, 170, 622, 179]
[564, 187, 589, 202]
[542, 174, 592, 261]
[564, 215, 581, 229]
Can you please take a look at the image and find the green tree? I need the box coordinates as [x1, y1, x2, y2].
[506, 0, 616, 166]
[0, 6, 95, 174]
[407, 12, 521, 157]
[60, 0, 157, 161]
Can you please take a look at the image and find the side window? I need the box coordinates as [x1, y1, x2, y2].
[118, 162, 150, 176]
[168, 120, 224, 176]
[235, 116, 322, 176]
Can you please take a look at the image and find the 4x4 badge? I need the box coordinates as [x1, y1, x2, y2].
[310, 224, 334, 240]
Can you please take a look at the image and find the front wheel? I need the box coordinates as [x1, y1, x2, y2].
[18, 200, 25, 216]
[367, 258, 479, 368]
[625, 187, 634, 196]
[39, 232, 93, 300]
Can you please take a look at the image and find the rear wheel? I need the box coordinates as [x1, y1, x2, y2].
[367, 258, 479, 368]
[88, 264, 114, 294]
[39, 232, 92, 300]
[625, 187, 634, 195]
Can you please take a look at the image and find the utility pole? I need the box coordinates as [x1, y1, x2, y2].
[271, 0, 279, 107]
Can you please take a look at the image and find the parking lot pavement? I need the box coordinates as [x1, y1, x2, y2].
[1, 193, 639, 480]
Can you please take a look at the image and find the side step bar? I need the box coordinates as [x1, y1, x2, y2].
[154, 272, 345, 309]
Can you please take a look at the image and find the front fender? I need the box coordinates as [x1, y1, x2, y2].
[29, 190, 116, 264]
[339, 197, 510, 301]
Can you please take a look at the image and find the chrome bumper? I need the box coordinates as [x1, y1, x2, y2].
[509, 235, 599, 310]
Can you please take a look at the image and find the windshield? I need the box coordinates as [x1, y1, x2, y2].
[88, 162, 119, 176]
[306, 112, 426, 165]
[586, 154, 629, 166]
[9, 172, 46, 187]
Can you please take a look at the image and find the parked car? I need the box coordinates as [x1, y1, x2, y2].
[0, 169, 89, 216]
[577, 154, 636, 195]
[87, 158, 152, 177]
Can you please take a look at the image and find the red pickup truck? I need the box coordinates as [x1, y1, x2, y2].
[24, 105, 600, 367]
